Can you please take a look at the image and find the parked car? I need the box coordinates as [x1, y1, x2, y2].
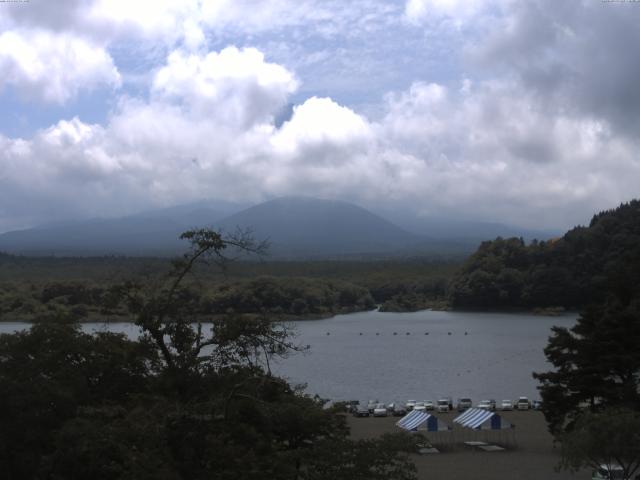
[373, 403, 388, 417]
[367, 399, 379, 413]
[592, 464, 625, 480]
[345, 400, 360, 413]
[393, 404, 407, 416]
[424, 400, 434, 411]
[477, 399, 495, 411]
[386, 402, 396, 412]
[457, 398, 473, 411]
[500, 399, 513, 411]
[413, 402, 426, 412]
[532, 400, 542, 410]
[353, 405, 370, 417]
[516, 397, 530, 410]
[406, 400, 417, 411]
[436, 398, 452, 413]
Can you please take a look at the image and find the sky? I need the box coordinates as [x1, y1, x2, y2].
[0, 0, 639, 233]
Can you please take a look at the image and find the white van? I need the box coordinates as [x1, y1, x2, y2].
[436, 398, 452, 413]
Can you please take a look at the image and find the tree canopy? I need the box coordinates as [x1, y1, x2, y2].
[559, 408, 640, 480]
[0, 228, 418, 480]
[449, 200, 640, 310]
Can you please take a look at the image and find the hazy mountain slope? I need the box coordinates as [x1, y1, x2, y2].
[0, 196, 550, 258]
[387, 212, 557, 242]
[0, 202, 241, 256]
[215, 197, 422, 257]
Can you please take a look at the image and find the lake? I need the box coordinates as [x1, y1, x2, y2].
[0, 309, 576, 404]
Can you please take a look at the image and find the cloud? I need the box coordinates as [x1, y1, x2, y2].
[152, 46, 298, 127]
[471, 0, 640, 136]
[1, 2, 640, 234]
[405, 0, 493, 24]
[0, 29, 121, 104]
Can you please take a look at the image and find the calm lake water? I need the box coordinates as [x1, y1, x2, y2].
[0, 309, 576, 404]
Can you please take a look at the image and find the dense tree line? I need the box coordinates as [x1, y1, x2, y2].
[0, 260, 457, 320]
[449, 200, 640, 309]
[0, 229, 418, 480]
[203, 276, 375, 317]
[0, 277, 376, 322]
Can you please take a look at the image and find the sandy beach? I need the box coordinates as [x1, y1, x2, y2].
[348, 410, 588, 480]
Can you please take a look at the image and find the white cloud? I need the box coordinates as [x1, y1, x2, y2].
[405, 0, 492, 24]
[0, 29, 120, 104]
[1, 2, 640, 234]
[272, 97, 372, 153]
[152, 47, 298, 127]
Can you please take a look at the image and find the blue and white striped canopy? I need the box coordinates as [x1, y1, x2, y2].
[453, 408, 512, 430]
[396, 410, 450, 432]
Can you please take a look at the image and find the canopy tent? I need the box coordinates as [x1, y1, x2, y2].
[396, 410, 451, 432]
[453, 408, 513, 430]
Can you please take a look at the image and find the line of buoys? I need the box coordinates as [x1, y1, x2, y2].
[323, 331, 471, 336]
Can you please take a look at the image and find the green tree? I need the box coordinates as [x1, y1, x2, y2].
[533, 296, 640, 435]
[0, 228, 418, 480]
[559, 408, 640, 480]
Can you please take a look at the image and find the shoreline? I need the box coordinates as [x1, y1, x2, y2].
[0, 306, 580, 324]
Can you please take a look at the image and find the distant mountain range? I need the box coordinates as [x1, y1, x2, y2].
[0, 197, 556, 258]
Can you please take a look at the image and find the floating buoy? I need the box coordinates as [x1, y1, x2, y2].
[424, 332, 429, 335]
[326, 332, 330, 335]
[393, 332, 397, 336]
[464, 332, 468, 336]
[376, 332, 380, 336]
[448, 332, 452, 335]
[406, 332, 410, 335]
[359, 332, 363, 336]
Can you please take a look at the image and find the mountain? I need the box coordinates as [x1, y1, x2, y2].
[214, 197, 423, 258]
[0, 196, 548, 258]
[384, 211, 557, 243]
[0, 201, 245, 256]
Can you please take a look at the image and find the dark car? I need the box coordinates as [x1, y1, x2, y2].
[457, 398, 473, 412]
[392, 404, 407, 416]
[353, 405, 370, 417]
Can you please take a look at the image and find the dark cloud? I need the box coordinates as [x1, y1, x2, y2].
[473, 0, 640, 136]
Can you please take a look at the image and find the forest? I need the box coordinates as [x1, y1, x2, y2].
[0, 254, 457, 322]
[448, 200, 640, 310]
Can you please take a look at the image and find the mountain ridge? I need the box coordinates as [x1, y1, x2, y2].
[0, 196, 553, 258]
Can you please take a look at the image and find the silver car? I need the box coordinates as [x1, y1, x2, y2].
[373, 403, 388, 417]
[413, 402, 426, 411]
[477, 400, 493, 411]
[500, 399, 513, 411]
